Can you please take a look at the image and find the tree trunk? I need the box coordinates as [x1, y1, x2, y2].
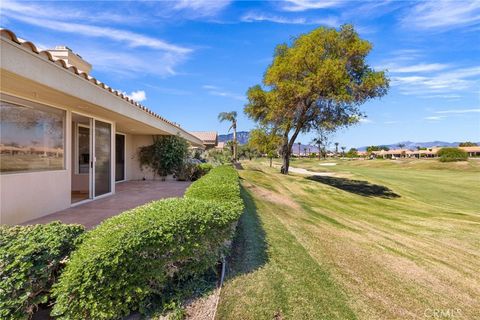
[233, 124, 237, 162]
[318, 143, 321, 160]
[269, 157, 272, 167]
[280, 132, 290, 174]
[280, 126, 302, 175]
[281, 151, 290, 174]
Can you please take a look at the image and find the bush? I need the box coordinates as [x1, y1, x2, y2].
[185, 165, 243, 210]
[51, 165, 243, 319]
[174, 162, 213, 181]
[198, 163, 213, 174]
[0, 222, 84, 320]
[438, 147, 468, 162]
[138, 135, 189, 178]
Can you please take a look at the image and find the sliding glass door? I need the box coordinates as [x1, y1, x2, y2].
[94, 120, 112, 197]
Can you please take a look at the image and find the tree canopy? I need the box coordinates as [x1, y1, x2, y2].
[459, 142, 478, 147]
[218, 111, 238, 161]
[244, 24, 389, 174]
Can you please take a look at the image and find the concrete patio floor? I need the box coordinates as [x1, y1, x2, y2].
[24, 180, 191, 229]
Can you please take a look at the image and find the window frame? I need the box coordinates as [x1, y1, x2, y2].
[0, 97, 67, 175]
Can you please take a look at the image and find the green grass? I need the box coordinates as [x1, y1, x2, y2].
[216, 159, 480, 319]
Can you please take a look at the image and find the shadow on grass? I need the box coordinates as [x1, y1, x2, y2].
[307, 175, 400, 199]
[226, 185, 268, 277]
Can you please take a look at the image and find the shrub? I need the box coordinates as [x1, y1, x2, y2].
[185, 165, 243, 210]
[138, 135, 189, 179]
[438, 147, 468, 162]
[51, 165, 243, 319]
[175, 162, 213, 181]
[198, 162, 213, 174]
[0, 222, 84, 320]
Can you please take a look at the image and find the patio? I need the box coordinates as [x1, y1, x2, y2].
[23, 180, 191, 229]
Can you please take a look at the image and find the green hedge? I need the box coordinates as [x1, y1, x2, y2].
[0, 222, 84, 320]
[438, 147, 468, 162]
[185, 165, 243, 207]
[51, 165, 242, 319]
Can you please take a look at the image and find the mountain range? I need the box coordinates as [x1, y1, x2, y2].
[218, 131, 477, 151]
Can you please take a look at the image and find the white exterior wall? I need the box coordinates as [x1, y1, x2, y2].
[0, 110, 73, 225]
[127, 135, 157, 180]
[0, 171, 71, 225]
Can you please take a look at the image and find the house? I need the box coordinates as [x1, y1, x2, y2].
[190, 131, 218, 149]
[460, 146, 480, 157]
[0, 29, 204, 225]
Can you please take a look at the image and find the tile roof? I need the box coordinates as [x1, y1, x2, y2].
[190, 131, 218, 142]
[0, 28, 183, 130]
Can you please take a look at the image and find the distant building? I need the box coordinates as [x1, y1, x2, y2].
[363, 146, 480, 159]
[190, 131, 218, 150]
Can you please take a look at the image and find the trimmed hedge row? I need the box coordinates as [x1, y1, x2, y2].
[0, 222, 84, 320]
[51, 165, 242, 319]
[185, 165, 243, 206]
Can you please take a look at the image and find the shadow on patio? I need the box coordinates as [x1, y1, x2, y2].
[23, 180, 191, 229]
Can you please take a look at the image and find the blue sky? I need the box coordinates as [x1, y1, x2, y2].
[1, 0, 479, 148]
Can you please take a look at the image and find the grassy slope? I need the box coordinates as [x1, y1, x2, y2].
[216, 159, 480, 320]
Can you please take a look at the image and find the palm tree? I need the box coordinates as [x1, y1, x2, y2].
[398, 143, 405, 149]
[334, 142, 339, 155]
[218, 111, 238, 161]
[341, 146, 346, 156]
[297, 142, 301, 156]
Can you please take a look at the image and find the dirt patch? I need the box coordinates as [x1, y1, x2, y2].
[242, 181, 301, 210]
[183, 288, 220, 320]
[288, 166, 337, 176]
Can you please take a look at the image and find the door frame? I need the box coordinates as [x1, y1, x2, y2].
[71, 113, 115, 206]
[115, 132, 127, 183]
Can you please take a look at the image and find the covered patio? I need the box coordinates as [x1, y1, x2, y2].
[23, 180, 191, 229]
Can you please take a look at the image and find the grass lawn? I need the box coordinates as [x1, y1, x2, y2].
[216, 158, 480, 320]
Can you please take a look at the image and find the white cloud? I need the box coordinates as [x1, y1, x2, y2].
[281, 0, 344, 12]
[202, 85, 245, 101]
[435, 109, 480, 114]
[385, 63, 449, 73]
[241, 12, 338, 26]
[424, 116, 446, 121]
[127, 90, 147, 102]
[1, 0, 137, 24]
[391, 66, 480, 97]
[358, 117, 373, 124]
[8, 14, 191, 53]
[173, 0, 232, 17]
[401, 0, 480, 30]
[1, 0, 193, 77]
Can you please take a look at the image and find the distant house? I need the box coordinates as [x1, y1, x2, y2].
[361, 146, 480, 159]
[0, 29, 204, 225]
[216, 141, 226, 150]
[191, 131, 218, 149]
[461, 146, 480, 157]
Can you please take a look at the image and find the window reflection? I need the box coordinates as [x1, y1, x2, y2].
[0, 100, 65, 173]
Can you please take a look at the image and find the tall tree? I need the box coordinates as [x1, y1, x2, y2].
[459, 142, 478, 147]
[341, 146, 346, 156]
[248, 126, 282, 167]
[311, 128, 330, 160]
[218, 111, 238, 161]
[398, 143, 406, 149]
[334, 142, 339, 155]
[245, 25, 389, 174]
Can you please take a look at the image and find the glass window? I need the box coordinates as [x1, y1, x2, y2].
[77, 126, 90, 174]
[0, 100, 65, 173]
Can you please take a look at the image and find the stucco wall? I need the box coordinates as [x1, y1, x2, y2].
[127, 135, 157, 180]
[0, 170, 71, 225]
